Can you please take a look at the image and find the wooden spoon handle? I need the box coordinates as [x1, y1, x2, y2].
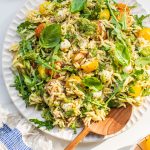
[65, 126, 90, 150]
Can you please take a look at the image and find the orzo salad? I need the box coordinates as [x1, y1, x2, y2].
[10, 0, 150, 133]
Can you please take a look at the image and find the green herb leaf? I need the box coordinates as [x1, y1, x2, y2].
[71, 0, 87, 13]
[106, 79, 125, 104]
[120, 12, 127, 30]
[17, 21, 37, 39]
[107, 100, 120, 108]
[19, 40, 32, 55]
[42, 108, 54, 121]
[30, 119, 54, 130]
[65, 110, 75, 118]
[14, 74, 30, 105]
[84, 93, 107, 109]
[70, 122, 77, 134]
[62, 66, 77, 73]
[40, 24, 61, 48]
[142, 88, 150, 96]
[140, 46, 150, 56]
[83, 77, 103, 91]
[114, 41, 130, 66]
[134, 14, 150, 27]
[23, 52, 38, 60]
[132, 69, 144, 79]
[80, 2, 101, 20]
[135, 56, 150, 66]
[77, 18, 97, 35]
[23, 75, 33, 86]
[36, 57, 60, 73]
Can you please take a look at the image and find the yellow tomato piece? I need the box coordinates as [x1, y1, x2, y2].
[137, 135, 150, 150]
[145, 136, 150, 150]
[129, 84, 142, 97]
[39, 1, 50, 15]
[99, 9, 110, 20]
[138, 28, 150, 41]
[38, 65, 46, 78]
[81, 59, 99, 73]
[66, 75, 82, 87]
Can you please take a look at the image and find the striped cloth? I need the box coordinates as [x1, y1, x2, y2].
[0, 104, 53, 150]
[0, 124, 31, 150]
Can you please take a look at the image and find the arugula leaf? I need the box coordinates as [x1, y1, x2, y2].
[106, 80, 125, 104]
[36, 57, 60, 73]
[23, 75, 33, 87]
[114, 41, 130, 66]
[30, 119, 54, 130]
[14, 74, 30, 105]
[132, 69, 144, 80]
[84, 93, 107, 109]
[17, 21, 37, 39]
[106, 0, 128, 46]
[71, 0, 87, 13]
[65, 110, 75, 118]
[40, 24, 61, 48]
[83, 77, 103, 91]
[49, 44, 60, 74]
[42, 108, 54, 121]
[70, 122, 77, 134]
[62, 66, 77, 73]
[19, 40, 32, 55]
[135, 56, 150, 66]
[120, 12, 127, 30]
[106, 0, 118, 24]
[23, 52, 38, 60]
[134, 14, 150, 27]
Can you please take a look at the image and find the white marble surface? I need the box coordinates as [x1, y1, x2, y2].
[0, 0, 150, 150]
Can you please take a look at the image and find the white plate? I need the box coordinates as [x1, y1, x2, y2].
[2, 0, 150, 142]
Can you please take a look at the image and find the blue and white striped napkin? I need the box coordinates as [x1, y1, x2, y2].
[0, 124, 31, 150]
[0, 105, 53, 150]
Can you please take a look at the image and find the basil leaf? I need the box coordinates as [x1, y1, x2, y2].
[114, 41, 130, 66]
[83, 77, 103, 91]
[71, 0, 87, 13]
[40, 24, 61, 48]
[135, 56, 150, 66]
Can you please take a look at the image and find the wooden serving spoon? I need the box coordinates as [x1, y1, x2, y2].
[65, 105, 132, 150]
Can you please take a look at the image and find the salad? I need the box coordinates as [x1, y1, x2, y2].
[10, 0, 150, 133]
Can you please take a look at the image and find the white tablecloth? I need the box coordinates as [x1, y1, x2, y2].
[0, 0, 150, 150]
